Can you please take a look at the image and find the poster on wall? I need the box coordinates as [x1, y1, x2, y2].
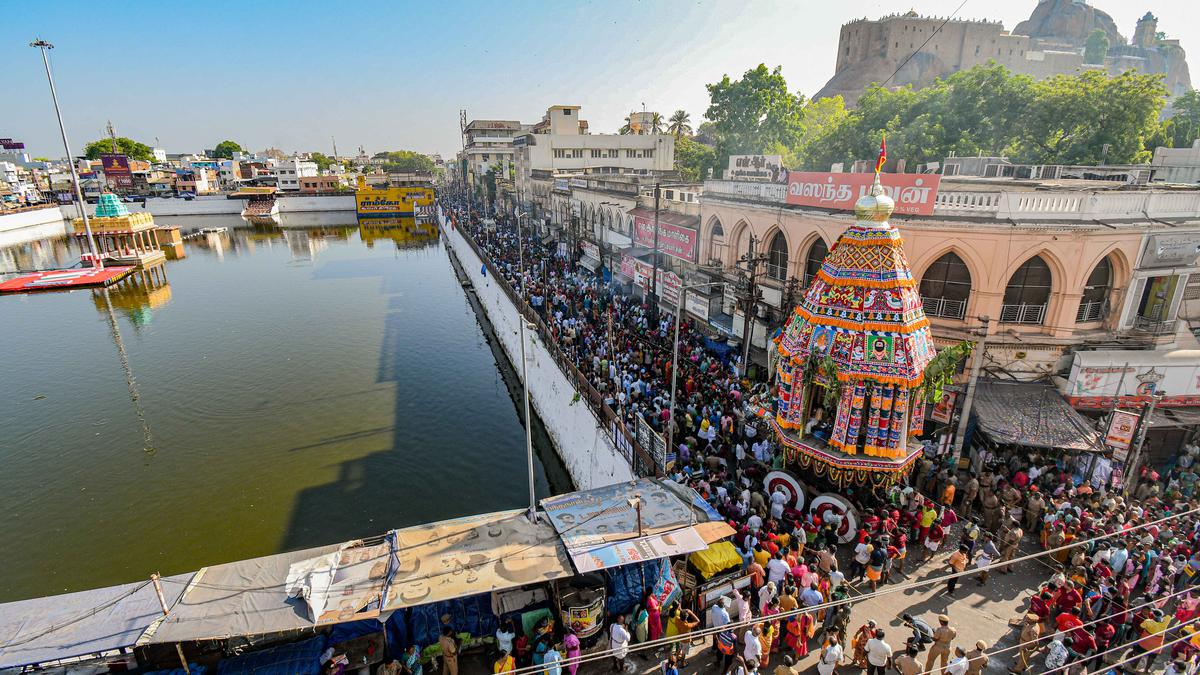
[1105, 410, 1139, 458]
[631, 214, 698, 262]
[100, 153, 133, 189]
[930, 391, 957, 424]
[786, 172, 940, 215]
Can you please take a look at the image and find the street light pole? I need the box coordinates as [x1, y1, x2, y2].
[667, 282, 726, 464]
[515, 210, 537, 519]
[31, 38, 101, 269]
[951, 316, 990, 466]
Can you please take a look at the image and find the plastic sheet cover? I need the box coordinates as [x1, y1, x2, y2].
[381, 509, 573, 613]
[0, 573, 193, 669]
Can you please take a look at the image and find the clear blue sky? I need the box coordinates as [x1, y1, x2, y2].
[2, 0, 1193, 159]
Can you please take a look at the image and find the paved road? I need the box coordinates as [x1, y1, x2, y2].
[453, 534, 1049, 675]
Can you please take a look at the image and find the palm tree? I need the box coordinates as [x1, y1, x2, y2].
[667, 110, 692, 139]
[650, 112, 664, 134]
[619, 115, 633, 135]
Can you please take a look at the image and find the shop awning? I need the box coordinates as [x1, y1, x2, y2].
[541, 478, 734, 573]
[0, 573, 193, 669]
[145, 544, 344, 643]
[973, 379, 1104, 452]
[578, 255, 601, 272]
[381, 509, 574, 613]
[604, 231, 633, 248]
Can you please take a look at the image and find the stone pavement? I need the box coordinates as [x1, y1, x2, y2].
[455, 534, 1051, 675]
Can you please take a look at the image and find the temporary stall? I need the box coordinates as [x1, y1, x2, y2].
[144, 544, 344, 643]
[0, 573, 192, 671]
[972, 379, 1104, 452]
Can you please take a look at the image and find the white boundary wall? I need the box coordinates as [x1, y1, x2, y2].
[59, 195, 357, 219]
[439, 210, 634, 490]
[0, 207, 66, 234]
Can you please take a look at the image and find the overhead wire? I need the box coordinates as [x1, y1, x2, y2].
[495, 504, 1200, 675]
[881, 0, 972, 88]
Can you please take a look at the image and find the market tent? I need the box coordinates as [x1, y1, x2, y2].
[145, 544, 343, 644]
[380, 509, 574, 614]
[973, 379, 1104, 451]
[0, 573, 193, 669]
[541, 478, 735, 573]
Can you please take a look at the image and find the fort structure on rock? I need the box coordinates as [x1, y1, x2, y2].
[817, 0, 1191, 105]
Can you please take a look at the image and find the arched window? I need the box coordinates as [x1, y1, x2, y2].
[1001, 256, 1052, 324]
[766, 232, 789, 280]
[919, 252, 971, 319]
[707, 219, 725, 262]
[1077, 257, 1112, 322]
[803, 239, 828, 285]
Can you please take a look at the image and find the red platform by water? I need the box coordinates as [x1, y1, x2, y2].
[0, 266, 135, 293]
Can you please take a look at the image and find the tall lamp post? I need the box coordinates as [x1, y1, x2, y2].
[31, 38, 101, 268]
[514, 210, 538, 519]
[666, 282, 726, 462]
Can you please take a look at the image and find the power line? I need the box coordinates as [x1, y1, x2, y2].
[496, 504, 1200, 675]
[882, 1, 972, 89]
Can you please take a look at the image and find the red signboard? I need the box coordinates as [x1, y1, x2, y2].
[100, 153, 133, 189]
[632, 215, 698, 262]
[786, 172, 941, 215]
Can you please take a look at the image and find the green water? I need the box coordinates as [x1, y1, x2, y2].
[0, 214, 571, 602]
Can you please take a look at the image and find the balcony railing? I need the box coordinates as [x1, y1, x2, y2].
[999, 303, 1046, 325]
[922, 296, 967, 320]
[703, 179, 1200, 222]
[1075, 300, 1108, 323]
[1133, 315, 1178, 334]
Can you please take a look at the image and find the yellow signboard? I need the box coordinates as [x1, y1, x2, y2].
[354, 186, 435, 217]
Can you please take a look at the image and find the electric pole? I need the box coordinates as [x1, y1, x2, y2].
[107, 120, 118, 153]
[951, 316, 990, 466]
[737, 234, 768, 370]
[649, 181, 662, 322]
[331, 135, 338, 160]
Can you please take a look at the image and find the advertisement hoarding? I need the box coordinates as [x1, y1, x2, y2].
[1104, 410, 1139, 457]
[786, 172, 941, 215]
[632, 215, 698, 262]
[726, 155, 786, 183]
[100, 153, 133, 189]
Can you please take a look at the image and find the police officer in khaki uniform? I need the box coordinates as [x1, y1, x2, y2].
[1000, 518, 1024, 573]
[924, 614, 956, 674]
[1023, 487, 1045, 532]
[965, 640, 989, 675]
[1008, 614, 1041, 673]
[981, 491, 1002, 532]
[961, 472, 980, 519]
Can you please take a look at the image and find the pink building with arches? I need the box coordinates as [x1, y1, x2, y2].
[698, 176, 1200, 380]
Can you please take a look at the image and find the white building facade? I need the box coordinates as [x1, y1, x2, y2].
[274, 157, 318, 191]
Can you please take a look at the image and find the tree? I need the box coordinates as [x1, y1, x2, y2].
[694, 121, 721, 146]
[619, 115, 633, 135]
[704, 64, 806, 170]
[83, 137, 154, 161]
[649, 112, 664, 134]
[310, 152, 336, 172]
[1168, 89, 1200, 148]
[1084, 28, 1110, 65]
[667, 110, 693, 139]
[372, 150, 435, 174]
[674, 136, 717, 181]
[212, 140, 244, 159]
[1017, 70, 1166, 164]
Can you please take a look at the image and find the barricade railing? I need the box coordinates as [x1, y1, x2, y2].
[449, 210, 660, 477]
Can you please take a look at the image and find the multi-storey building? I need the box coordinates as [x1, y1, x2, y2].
[274, 157, 317, 192]
[698, 172, 1200, 379]
[461, 119, 526, 193]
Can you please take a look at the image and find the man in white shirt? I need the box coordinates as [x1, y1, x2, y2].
[743, 625, 763, 663]
[770, 487, 789, 520]
[708, 598, 731, 655]
[766, 552, 790, 585]
[747, 513, 763, 533]
[608, 615, 630, 672]
[865, 629, 893, 675]
[945, 646, 968, 675]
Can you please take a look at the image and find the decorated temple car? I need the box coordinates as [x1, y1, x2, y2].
[765, 173, 942, 488]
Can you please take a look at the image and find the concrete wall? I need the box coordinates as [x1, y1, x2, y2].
[438, 210, 635, 490]
[59, 194, 357, 219]
[0, 206, 66, 234]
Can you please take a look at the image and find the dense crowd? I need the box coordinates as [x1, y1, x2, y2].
[440, 198, 1200, 675]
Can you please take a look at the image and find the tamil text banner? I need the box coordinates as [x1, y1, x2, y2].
[787, 172, 941, 215]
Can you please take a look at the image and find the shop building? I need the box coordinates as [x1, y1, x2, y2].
[700, 173, 1200, 377]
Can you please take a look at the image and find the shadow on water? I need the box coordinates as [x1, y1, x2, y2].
[278, 233, 571, 551]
